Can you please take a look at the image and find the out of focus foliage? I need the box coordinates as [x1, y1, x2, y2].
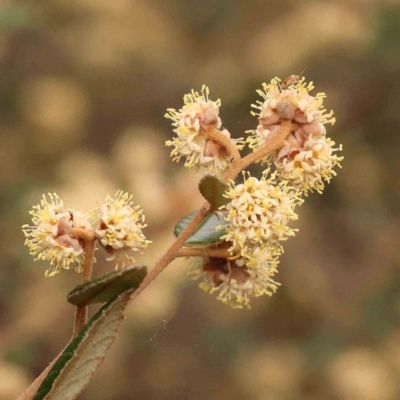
[1, 1, 400, 399]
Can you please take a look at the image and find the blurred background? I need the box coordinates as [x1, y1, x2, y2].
[1, 0, 400, 399]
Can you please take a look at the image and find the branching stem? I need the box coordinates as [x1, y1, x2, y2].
[129, 203, 211, 302]
[224, 119, 292, 181]
[129, 121, 293, 303]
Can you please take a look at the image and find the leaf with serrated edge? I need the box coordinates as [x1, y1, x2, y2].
[67, 265, 147, 307]
[198, 174, 229, 210]
[33, 291, 132, 400]
[174, 211, 226, 245]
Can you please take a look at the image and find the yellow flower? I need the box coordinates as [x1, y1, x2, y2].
[275, 135, 343, 194]
[96, 191, 151, 267]
[165, 85, 243, 174]
[22, 193, 92, 277]
[247, 76, 336, 162]
[220, 172, 303, 258]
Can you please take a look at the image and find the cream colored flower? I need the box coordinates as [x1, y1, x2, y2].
[165, 85, 243, 174]
[191, 255, 280, 309]
[96, 191, 151, 267]
[275, 135, 343, 194]
[247, 77, 336, 162]
[22, 193, 92, 277]
[221, 173, 303, 258]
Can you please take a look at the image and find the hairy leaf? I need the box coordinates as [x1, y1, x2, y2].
[174, 211, 226, 245]
[33, 291, 132, 400]
[67, 265, 147, 306]
[198, 174, 229, 211]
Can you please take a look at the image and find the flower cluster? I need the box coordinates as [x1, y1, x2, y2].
[191, 255, 280, 309]
[275, 136, 343, 193]
[23, 191, 150, 276]
[188, 171, 302, 308]
[165, 85, 244, 175]
[221, 172, 303, 258]
[96, 191, 151, 267]
[22, 193, 92, 277]
[247, 76, 342, 194]
[164, 76, 343, 308]
[22, 75, 342, 312]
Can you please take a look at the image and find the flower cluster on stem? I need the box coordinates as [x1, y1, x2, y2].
[23, 191, 151, 276]
[165, 85, 244, 175]
[166, 77, 343, 308]
[247, 76, 342, 194]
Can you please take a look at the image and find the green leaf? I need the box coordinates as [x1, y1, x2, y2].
[33, 290, 132, 400]
[174, 211, 227, 245]
[67, 265, 147, 307]
[198, 174, 229, 211]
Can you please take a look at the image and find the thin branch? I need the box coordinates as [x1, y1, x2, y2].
[176, 247, 230, 259]
[129, 203, 210, 302]
[224, 119, 292, 181]
[205, 127, 241, 161]
[71, 235, 96, 337]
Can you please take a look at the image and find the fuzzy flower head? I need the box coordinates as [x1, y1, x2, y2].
[221, 172, 303, 258]
[247, 76, 336, 157]
[191, 255, 280, 309]
[275, 135, 343, 194]
[22, 193, 92, 277]
[96, 191, 151, 267]
[165, 85, 243, 175]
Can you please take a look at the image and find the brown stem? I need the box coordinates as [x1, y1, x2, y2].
[176, 247, 230, 259]
[224, 119, 292, 181]
[205, 127, 241, 162]
[70, 233, 96, 337]
[70, 228, 95, 242]
[129, 203, 210, 302]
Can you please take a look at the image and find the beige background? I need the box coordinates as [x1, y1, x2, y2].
[1, 1, 400, 399]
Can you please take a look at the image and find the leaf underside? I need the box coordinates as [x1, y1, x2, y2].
[33, 290, 133, 400]
[174, 210, 227, 245]
[67, 265, 147, 307]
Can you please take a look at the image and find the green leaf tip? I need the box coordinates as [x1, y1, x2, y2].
[198, 174, 229, 211]
[174, 210, 227, 245]
[67, 265, 147, 307]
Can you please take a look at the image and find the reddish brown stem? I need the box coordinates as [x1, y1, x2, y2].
[129, 203, 210, 302]
[176, 247, 230, 259]
[70, 231, 96, 337]
[205, 127, 241, 161]
[224, 119, 292, 181]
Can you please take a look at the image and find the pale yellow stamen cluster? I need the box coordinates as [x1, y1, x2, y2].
[165, 85, 243, 175]
[247, 77, 335, 153]
[246, 76, 342, 193]
[275, 136, 343, 194]
[22, 193, 92, 277]
[220, 172, 303, 259]
[191, 255, 280, 309]
[96, 190, 151, 268]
